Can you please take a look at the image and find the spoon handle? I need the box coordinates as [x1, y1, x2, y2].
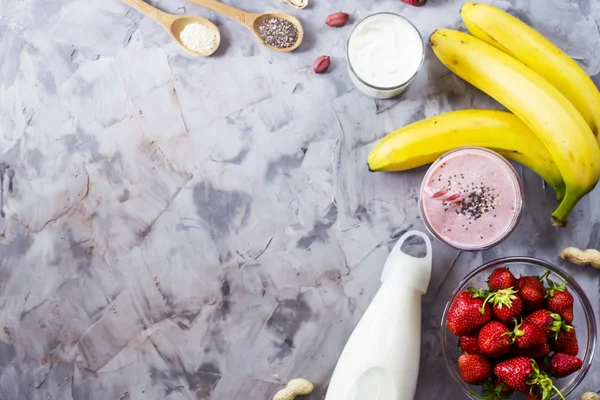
[185, 0, 253, 28]
[120, 0, 173, 26]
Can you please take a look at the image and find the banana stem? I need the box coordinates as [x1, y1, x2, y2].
[553, 184, 566, 202]
[551, 190, 584, 228]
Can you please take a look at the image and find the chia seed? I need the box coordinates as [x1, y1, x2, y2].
[258, 17, 299, 49]
[458, 185, 498, 222]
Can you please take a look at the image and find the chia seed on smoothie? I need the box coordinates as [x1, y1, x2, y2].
[420, 147, 523, 250]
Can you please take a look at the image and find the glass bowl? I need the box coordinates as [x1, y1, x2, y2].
[441, 257, 597, 399]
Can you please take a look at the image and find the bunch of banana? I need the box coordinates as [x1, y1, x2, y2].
[367, 109, 565, 200]
[460, 2, 600, 143]
[368, 3, 600, 226]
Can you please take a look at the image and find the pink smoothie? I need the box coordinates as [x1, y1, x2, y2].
[420, 148, 523, 250]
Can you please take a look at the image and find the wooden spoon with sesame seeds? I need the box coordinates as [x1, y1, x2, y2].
[184, 0, 304, 52]
[120, 0, 221, 56]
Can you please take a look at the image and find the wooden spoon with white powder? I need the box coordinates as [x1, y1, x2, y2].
[120, 0, 221, 56]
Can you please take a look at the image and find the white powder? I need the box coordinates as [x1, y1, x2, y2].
[180, 23, 217, 54]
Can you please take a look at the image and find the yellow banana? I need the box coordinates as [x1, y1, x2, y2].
[430, 29, 600, 226]
[461, 2, 600, 143]
[367, 109, 565, 200]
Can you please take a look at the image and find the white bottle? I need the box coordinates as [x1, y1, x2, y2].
[325, 231, 432, 400]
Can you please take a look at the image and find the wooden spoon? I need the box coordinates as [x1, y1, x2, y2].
[121, 0, 221, 56]
[185, 0, 304, 52]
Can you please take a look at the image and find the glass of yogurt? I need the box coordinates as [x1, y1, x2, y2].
[347, 13, 424, 99]
[419, 147, 524, 251]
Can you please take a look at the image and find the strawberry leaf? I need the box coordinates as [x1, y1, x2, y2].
[491, 288, 518, 309]
[468, 287, 490, 299]
[473, 378, 512, 400]
[526, 359, 566, 400]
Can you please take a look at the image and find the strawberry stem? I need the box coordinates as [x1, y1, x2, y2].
[545, 276, 567, 297]
[549, 314, 572, 340]
[527, 359, 566, 400]
[468, 287, 491, 315]
[479, 291, 496, 314]
[552, 384, 566, 400]
[504, 318, 524, 343]
[539, 269, 551, 281]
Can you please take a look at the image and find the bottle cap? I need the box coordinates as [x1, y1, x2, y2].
[381, 230, 432, 294]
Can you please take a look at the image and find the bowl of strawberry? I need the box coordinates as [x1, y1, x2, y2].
[442, 257, 597, 400]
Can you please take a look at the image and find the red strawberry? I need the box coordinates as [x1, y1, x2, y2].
[550, 328, 578, 356]
[478, 321, 512, 358]
[512, 320, 546, 350]
[530, 343, 551, 358]
[489, 288, 523, 325]
[495, 358, 563, 399]
[515, 276, 539, 291]
[400, 0, 426, 5]
[447, 290, 492, 336]
[546, 280, 574, 323]
[488, 267, 517, 291]
[494, 357, 533, 392]
[458, 353, 492, 384]
[459, 335, 483, 355]
[549, 353, 583, 378]
[516, 276, 546, 312]
[547, 291, 574, 323]
[524, 310, 568, 338]
[512, 343, 550, 358]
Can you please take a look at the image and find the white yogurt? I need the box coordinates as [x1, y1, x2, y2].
[347, 13, 424, 99]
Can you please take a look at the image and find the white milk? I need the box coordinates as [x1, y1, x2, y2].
[347, 13, 424, 99]
[324, 231, 432, 400]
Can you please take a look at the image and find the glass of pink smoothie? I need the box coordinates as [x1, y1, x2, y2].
[419, 147, 523, 251]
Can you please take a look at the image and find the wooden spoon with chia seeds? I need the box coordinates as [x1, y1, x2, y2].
[184, 0, 304, 52]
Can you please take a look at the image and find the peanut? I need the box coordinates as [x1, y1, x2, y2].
[273, 378, 314, 400]
[313, 56, 331, 74]
[560, 247, 600, 269]
[287, 0, 308, 9]
[326, 12, 350, 27]
[579, 393, 600, 400]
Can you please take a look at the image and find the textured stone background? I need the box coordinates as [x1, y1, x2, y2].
[0, 0, 599, 398]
